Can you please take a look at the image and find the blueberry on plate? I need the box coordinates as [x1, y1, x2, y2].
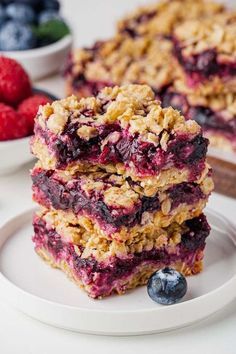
[38, 10, 61, 24]
[0, 21, 36, 51]
[6, 3, 36, 24]
[147, 267, 187, 305]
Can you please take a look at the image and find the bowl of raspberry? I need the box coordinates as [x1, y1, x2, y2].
[0, 56, 57, 175]
[0, 0, 72, 80]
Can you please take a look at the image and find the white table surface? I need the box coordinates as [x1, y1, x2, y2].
[1, 0, 236, 353]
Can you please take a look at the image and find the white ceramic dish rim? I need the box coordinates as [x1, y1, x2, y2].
[0, 207, 235, 316]
[0, 34, 72, 59]
[0, 135, 31, 148]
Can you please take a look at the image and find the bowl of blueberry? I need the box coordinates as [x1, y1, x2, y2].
[0, 56, 58, 175]
[0, 0, 72, 80]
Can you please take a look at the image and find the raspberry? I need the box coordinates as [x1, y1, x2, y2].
[18, 94, 52, 133]
[0, 56, 32, 106]
[0, 103, 28, 141]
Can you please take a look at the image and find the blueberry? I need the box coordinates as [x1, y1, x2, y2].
[38, 10, 61, 24]
[42, 0, 60, 11]
[1, 0, 38, 6]
[0, 4, 6, 24]
[147, 267, 187, 305]
[162, 92, 188, 115]
[196, 49, 218, 76]
[3, 0, 40, 6]
[6, 3, 36, 24]
[0, 21, 36, 51]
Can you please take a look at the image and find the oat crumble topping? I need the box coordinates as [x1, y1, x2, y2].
[174, 13, 236, 59]
[37, 84, 200, 139]
[117, 0, 224, 37]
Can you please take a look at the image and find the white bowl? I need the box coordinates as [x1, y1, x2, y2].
[0, 136, 33, 175]
[0, 34, 73, 80]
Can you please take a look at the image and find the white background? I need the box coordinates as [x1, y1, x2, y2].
[0, 0, 236, 353]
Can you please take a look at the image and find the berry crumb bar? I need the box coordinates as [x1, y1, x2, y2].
[173, 13, 236, 93]
[31, 85, 209, 192]
[33, 210, 210, 298]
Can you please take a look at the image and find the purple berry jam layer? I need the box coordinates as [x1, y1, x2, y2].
[173, 13, 236, 88]
[117, 0, 224, 38]
[33, 211, 210, 298]
[31, 85, 209, 188]
[65, 35, 174, 99]
[162, 90, 236, 152]
[32, 166, 213, 240]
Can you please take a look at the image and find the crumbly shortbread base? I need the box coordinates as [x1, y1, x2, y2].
[37, 196, 208, 255]
[35, 195, 207, 248]
[36, 246, 203, 299]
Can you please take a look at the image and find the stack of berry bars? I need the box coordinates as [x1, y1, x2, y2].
[31, 84, 213, 298]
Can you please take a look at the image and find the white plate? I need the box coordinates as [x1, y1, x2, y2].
[208, 147, 236, 165]
[0, 208, 235, 336]
[0, 136, 33, 175]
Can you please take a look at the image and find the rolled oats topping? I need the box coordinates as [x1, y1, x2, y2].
[117, 0, 224, 38]
[36, 84, 200, 137]
[66, 35, 175, 97]
[174, 13, 236, 59]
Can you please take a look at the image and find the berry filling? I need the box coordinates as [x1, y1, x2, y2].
[32, 168, 205, 234]
[120, 10, 157, 38]
[174, 43, 236, 85]
[33, 214, 210, 298]
[162, 91, 236, 138]
[36, 121, 208, 179]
